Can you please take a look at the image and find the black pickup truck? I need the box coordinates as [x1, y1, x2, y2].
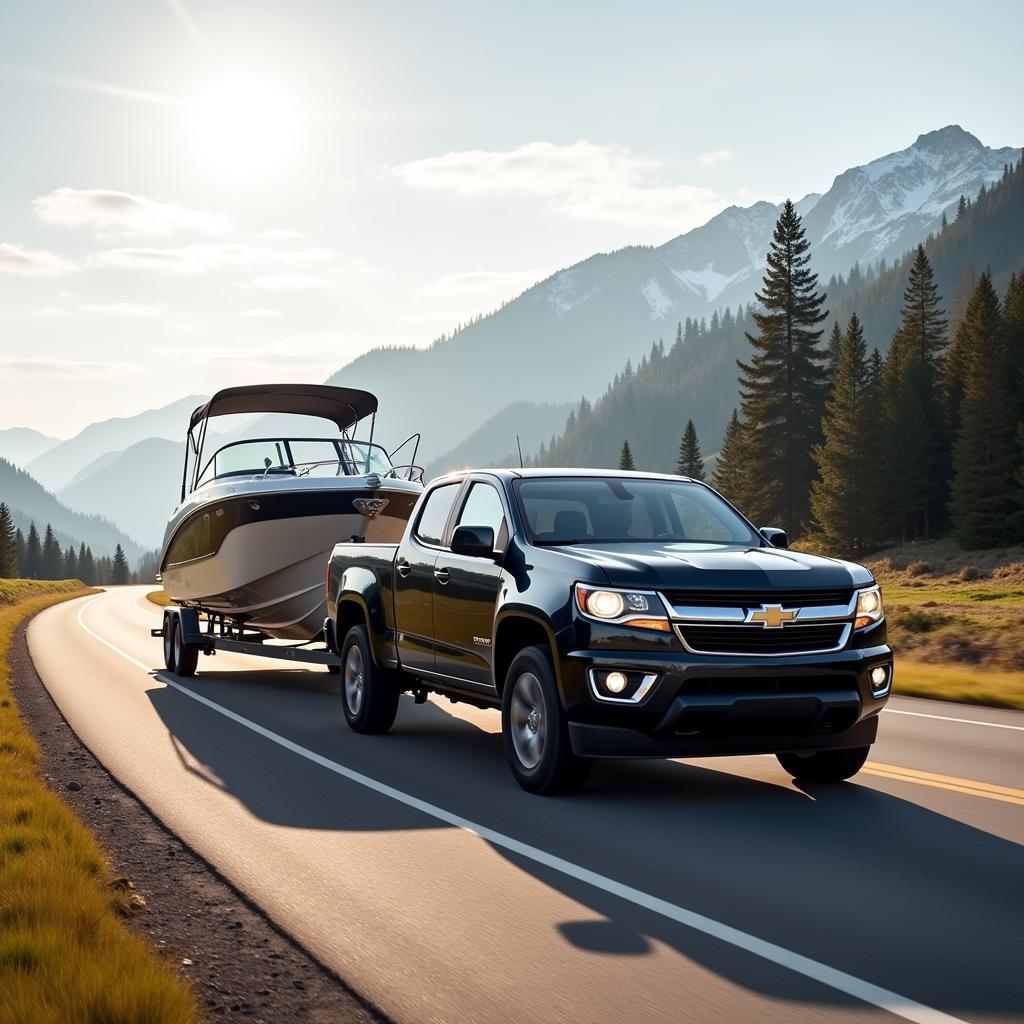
[326, 469, 892, 793]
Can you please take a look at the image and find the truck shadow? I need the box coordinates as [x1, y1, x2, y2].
[145, 670, 1023, 1017]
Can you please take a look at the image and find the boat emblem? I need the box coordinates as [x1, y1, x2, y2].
[354, 497, 390, 519]
[748, 603, 797, 629]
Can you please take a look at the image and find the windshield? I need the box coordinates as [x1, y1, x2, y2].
[196, 437, 393, 486]
[514, 477, 760, 546]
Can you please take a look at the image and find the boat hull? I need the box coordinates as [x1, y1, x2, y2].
[160, 480, 419, 639]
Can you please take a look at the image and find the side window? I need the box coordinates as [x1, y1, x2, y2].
[414, 483, 460, 546]
[456, 482, 508, 551]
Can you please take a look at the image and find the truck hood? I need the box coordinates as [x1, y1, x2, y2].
[558, 542, 874, 591]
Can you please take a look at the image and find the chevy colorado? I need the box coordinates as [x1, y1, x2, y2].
[326, 469, 892, 793]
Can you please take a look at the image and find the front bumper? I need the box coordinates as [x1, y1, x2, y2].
[558, 643, 892, 759]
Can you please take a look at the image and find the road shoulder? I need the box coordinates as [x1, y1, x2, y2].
[11, 606, 385, 1024]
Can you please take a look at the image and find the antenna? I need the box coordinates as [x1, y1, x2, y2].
[516, 434, 524, 468]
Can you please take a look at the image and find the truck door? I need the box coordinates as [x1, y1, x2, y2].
[432, 480, 508, 689]
[393, 481, 461, 675]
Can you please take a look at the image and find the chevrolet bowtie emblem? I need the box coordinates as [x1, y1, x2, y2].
[354, 497, 390, 519]
[748, 603, 797, 628]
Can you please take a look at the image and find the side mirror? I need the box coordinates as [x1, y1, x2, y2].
[760, 527, 788, 549]
[451, 524, 496, 559]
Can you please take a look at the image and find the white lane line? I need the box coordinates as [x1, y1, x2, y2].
[69, 595, 966, 1024]
[885, 708, 1024, 732]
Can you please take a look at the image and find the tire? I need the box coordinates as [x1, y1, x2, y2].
[777, 745, 870, 783]
[162, 614, 178, 673]
[172, 616, 199, 677]
[501, 646, 592, 795]
[340, 625, 399, 734]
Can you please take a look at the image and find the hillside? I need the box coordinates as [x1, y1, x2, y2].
[0, 458, 141, 558]
[58, 438, 183, 549]
[532, 149, 1024, 474]
[327, 127, 1017, 461]
[423, 400, 573, 479]
[26, 395, 206, 492]
[0, 427, 60, 468]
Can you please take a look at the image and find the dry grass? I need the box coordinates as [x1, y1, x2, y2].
[894, 660, 1024, 710]
[0, 578, 86, 607]
[860, 541, 1024, 709]
[0, 585, 197, 1024]
[146, 590, 173, 608]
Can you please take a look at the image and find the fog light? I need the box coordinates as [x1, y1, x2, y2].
[605, 671, 628, 694]
[870, 666, 887, 686]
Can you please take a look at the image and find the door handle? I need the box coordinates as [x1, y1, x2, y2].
[396, 560, 412, 578]
[433, 567, 450, 584]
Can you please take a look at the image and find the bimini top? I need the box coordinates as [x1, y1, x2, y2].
[188, 384, 378, 433]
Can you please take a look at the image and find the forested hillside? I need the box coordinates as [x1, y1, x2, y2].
[534, 150, 1024, 478]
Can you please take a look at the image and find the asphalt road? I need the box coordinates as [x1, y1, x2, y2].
[28, 587, 1024, 1024]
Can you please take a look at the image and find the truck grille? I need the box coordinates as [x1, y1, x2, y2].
[663, 588, 853, 609]
[677, 622, 848, 656]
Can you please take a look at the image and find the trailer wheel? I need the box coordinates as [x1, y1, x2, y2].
[172, 616, 199, 677]
[340, 625, 398, 733]
[162, 613, 178, 673]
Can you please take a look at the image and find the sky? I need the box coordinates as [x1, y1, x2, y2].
[1, 0, 1022, 437]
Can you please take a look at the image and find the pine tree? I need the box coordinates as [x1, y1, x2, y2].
[64, 544, 78, 580]
[618, 440, 635, 471]
[736, 200, 828, 535]
[25, 523, 42, 579]
[15, 528, 26, 576]
[112, 544, 130, 585]
[1003, 272, 1024, 423]
[41, 524, 63, 579]
[883, 246, 949, 538]
[710, 410, 748, 507]
[80, 546, 96, 586]
[950, 273, 1016, 548]
[825, 321, 844, 387]
[809, 315, 878, 555]
[1015, 422, 1024, 538]
[0, 502, 17, 577]
[676, 420, 706, 479]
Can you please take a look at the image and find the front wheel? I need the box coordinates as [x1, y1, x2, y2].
[777, 745, 870, 783]
[501, 646, 591, 795]
[340, 625, 399, 733]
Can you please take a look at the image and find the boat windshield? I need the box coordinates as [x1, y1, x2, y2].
[196, 437, 394, 487]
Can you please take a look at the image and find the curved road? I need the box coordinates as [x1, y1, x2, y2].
[28, 587, 1024, 1024]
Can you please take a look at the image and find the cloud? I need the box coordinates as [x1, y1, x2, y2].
[90, 243, 336, 274]
[418, 269, 540, 298]
[0, 358, 136, 378]
[241, 307, 281, 317]
[257, 229, 307, 241]
[393, 141, 726, 228]
[34, 307, 72, 317]
[79, 302, 165, 317]
[397, 309, 474, 326]
[0, 243, 76, 275]
[34, 187, 232, 237]
[247, 273, 332, 290]
[697, 149, 733, 167]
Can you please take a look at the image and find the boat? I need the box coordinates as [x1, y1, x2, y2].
[158, 383, 423, 640]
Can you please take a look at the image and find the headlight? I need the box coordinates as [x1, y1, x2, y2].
[854, 585, 884, 629]
[575, 584, 670, 632]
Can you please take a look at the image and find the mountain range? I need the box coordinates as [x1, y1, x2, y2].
[331, 126, 1019, 460]
[1, 125, 1019, 557]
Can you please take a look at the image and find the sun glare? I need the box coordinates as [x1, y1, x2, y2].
[187, 75, 302, 179]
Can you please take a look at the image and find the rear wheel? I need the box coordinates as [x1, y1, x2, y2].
[777, 745, 870, 783]
[162, 614, 177, 673]
[340, 625, 399, 733]
[502, 646, 591, 795]
[172, 616, 199, 677]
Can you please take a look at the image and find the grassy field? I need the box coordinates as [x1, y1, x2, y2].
[864, 541, 1024, 709]
[146, 589, 172, 607]
[0, 582, 197, 1024]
